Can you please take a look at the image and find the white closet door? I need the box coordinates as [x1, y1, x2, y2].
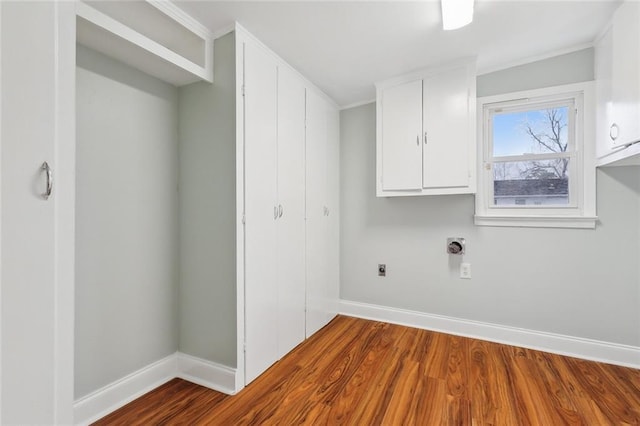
[276, 66, 306, 357]
[243, 41, 279, 385]
[326, 107, 340, 316]
[305, 91, 329, 337]
[1, 2, 74, 423]
[423, 67, 469, 189]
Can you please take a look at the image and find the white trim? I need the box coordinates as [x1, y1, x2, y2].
[375, 56, 476, 91]
[339, 98, 375, 111]
[474, 214, 597, 228]
[0, 3, 3, 420]
[73, 354, 177, 426]
[147, 0, 213, 40]
[597, 140, 640, 167]
[339, 300, 640, 369]
[234, 27, 246, 392]
[477, 42, 594, 76]
[176, 353, 238, 395]
[73, 353, 238, 424]
[53, 2, 76, 423]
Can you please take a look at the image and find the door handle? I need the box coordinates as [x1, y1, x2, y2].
[41, 161, 53, 200]
[610, 123, 619, 141]
[274, 206, 278, 219]
[278, 204, 283, 218]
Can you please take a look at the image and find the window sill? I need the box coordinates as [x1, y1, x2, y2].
[474, 215, 598, 229]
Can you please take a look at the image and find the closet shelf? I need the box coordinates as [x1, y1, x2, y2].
[76, 1, 213, 86]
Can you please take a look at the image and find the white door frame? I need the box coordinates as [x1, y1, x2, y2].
[53, 2, 77, 423]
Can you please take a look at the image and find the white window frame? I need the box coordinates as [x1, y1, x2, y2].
[475, 82, 597, 229]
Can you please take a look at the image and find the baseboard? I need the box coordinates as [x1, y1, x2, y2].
[73, 352, 238, 424]
[176, 352, 237, 395]
[73, 354, 177, 425]
[339, 299, 640, 369]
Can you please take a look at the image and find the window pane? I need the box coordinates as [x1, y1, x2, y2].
[493, 159, 570, 206]
[493, 107, 569, 157]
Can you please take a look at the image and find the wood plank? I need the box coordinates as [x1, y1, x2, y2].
[93, 316, 640, 425]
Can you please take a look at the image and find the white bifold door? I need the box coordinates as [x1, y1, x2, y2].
[305, 91, 339, 337]
[276, 67, 306, 358]
[243, 41, 306, 385]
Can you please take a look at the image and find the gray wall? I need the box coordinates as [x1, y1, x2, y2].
[340, 50, 640, 347]
[75, 46, 179, 398]
[477, 48, 594, 97]
[178, 32, 237, 367]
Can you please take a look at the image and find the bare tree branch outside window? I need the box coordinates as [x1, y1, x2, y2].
[520, 108, 568, 179]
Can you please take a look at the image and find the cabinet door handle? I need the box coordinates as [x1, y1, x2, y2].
[274, 206, 278, 220]
[278, 204, 283, 218]
[424, 132, 428, 144]
[416, 135, 419, 146]
[609, 123, 619, 141]
[41, 161, 53, 200]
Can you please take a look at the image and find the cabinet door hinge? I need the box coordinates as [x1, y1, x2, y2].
[242, 214, 246, 225]
[242, 85, 246, 97]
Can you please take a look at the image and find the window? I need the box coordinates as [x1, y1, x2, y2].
[475, 83, 597, 228]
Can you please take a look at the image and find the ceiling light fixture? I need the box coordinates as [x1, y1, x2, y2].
[441, 0, 474, 30]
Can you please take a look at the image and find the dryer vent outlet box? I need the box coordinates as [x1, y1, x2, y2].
[447, 238, 465, 255]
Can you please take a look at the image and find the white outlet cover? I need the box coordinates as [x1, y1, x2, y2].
[460, 263, 471, 279]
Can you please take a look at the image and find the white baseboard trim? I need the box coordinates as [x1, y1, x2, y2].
[73, 352, 238, 424]
[176, 352, 237, 395]
[339, 299, 640, 369]
[73, 354, 177, 425]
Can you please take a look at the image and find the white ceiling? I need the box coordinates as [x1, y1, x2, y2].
[177, 0, 621, 108]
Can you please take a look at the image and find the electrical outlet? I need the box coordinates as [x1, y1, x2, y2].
[378, 264, 386, 277]
[460, 263, 471, 279]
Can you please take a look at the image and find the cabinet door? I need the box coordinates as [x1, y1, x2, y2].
[276, 66, 306, 357]
[243, 41, 279, 385]
[610, 1, 640, 147]
[595, 26, 614, 157]
[423, 67, 470, 189]
[380, 79, 423, 191]
[305, 90, 329, 337]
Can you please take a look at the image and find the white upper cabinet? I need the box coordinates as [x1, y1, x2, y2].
[595, 1, 640, 166]
[379, 79, 423, 191]
[423, 66, 471, 190]
[76, 1, 213, 86]
[376, 60, 476, 196]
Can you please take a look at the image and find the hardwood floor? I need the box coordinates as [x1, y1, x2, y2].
[93, 315, 640, 425]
